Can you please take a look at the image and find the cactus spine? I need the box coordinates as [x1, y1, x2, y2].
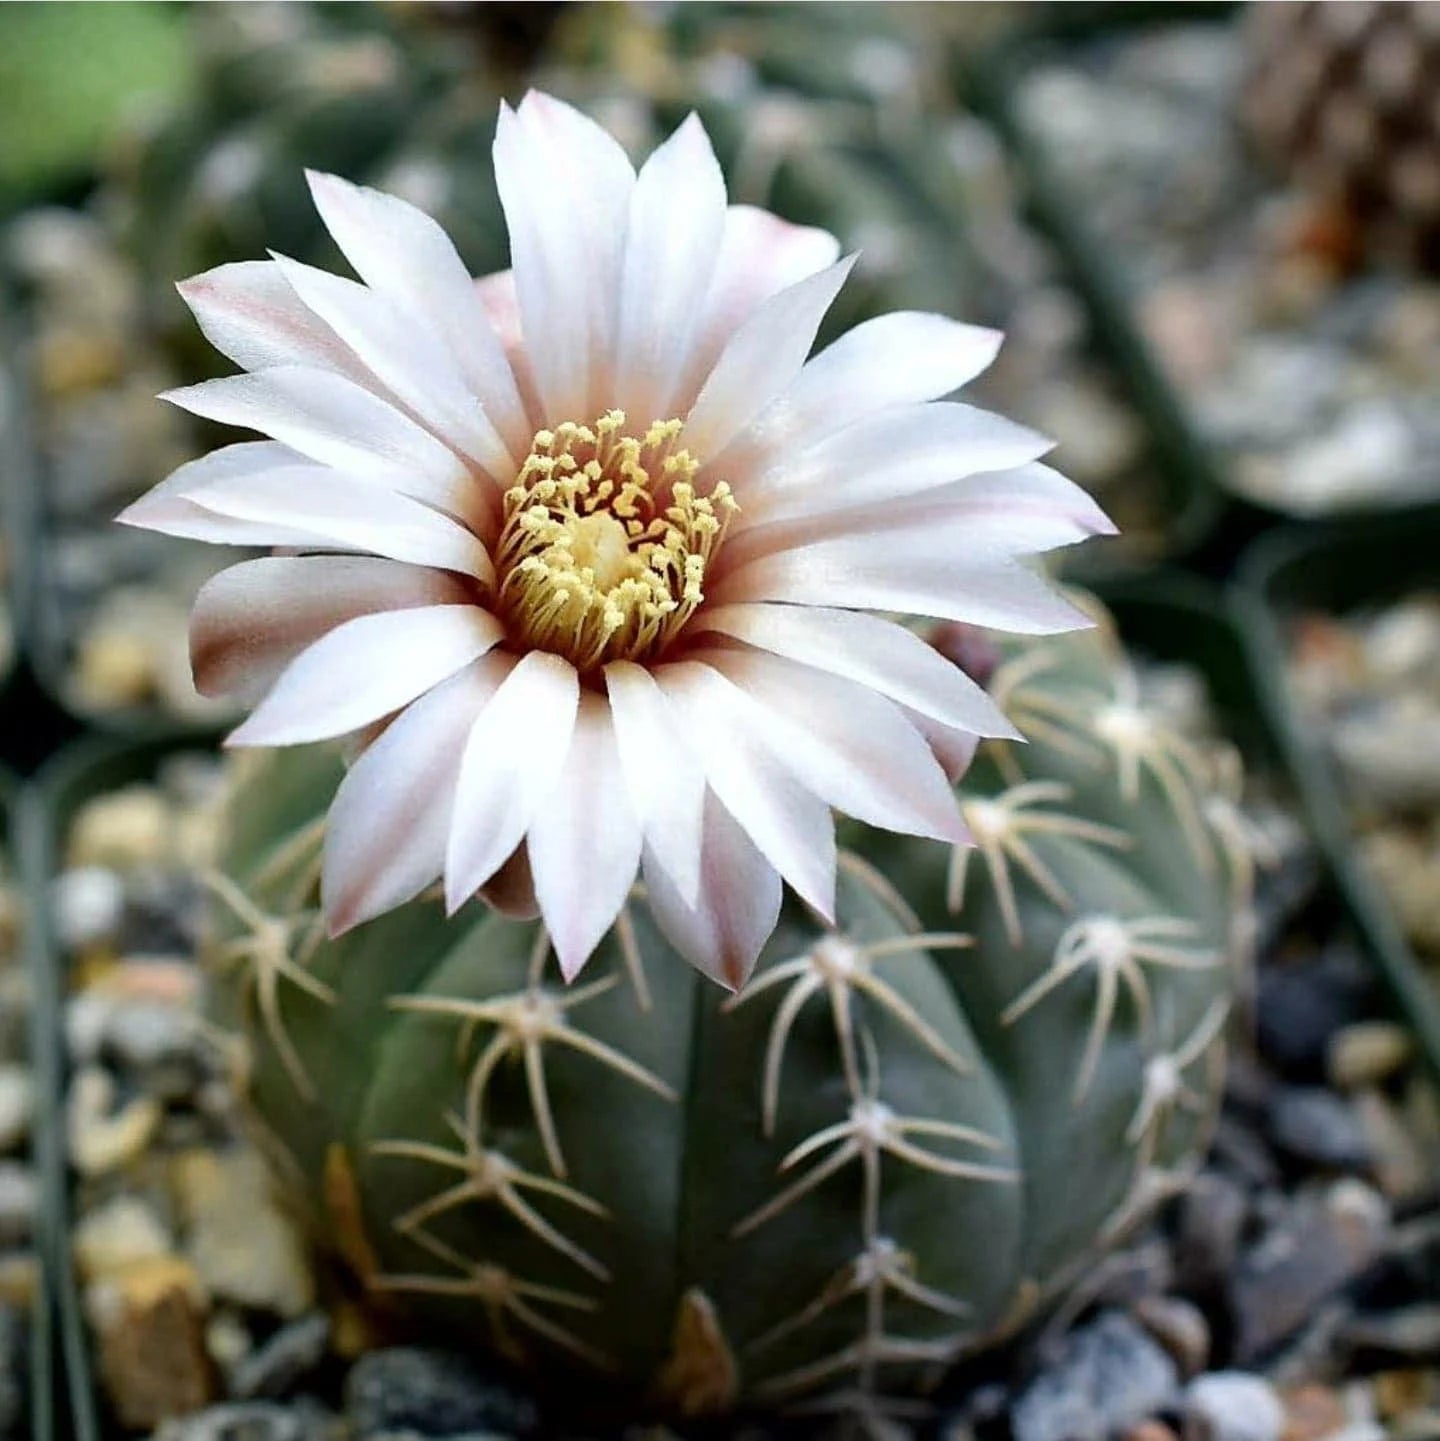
[206, 605, 1246, 1420]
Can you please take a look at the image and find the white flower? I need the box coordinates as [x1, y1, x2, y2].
[120, 92, 1112, 988]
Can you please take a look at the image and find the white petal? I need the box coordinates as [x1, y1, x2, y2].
[444, 651, 581, 910]
[655, 661, 835, 920]
[642, 797, 782, 992]
[227, 604, 503, 746]
[305, 170, 530, 456]
[323, 655, 512, 933]
[720, 312, 1003, 476]
[493, 93, 635, 420]
[675, 205, 842, 407]
[119, 442, 325, 547]
[905, 707, 981, 785]
[693, 603, 1017, 739]
[604, 660, 706, 904]
[270, 252, 514, 478]
[700, 648, 968, 844]
[683, 257, 854, 463]
[180, 467, 494, 583]
[736, 401, 1052, 523]
[176, 262, 377, 387]
[613, 113, 727, 421]
[720, 485, 1098, 579]
[162, 368, 476, 517]
[710, 545, 1093, 634]
[528, 694, 644, 981]
[191, 555, 471, 700]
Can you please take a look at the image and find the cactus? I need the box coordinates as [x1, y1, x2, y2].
[205, 604, 1246, 1421]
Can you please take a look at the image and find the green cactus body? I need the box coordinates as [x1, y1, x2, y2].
[207, 615, 1244, 1419]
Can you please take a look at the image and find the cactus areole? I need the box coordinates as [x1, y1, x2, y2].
[209, 618, 1245, 1421]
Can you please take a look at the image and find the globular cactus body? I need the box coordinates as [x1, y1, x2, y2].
[208, 612, 1244, 1418]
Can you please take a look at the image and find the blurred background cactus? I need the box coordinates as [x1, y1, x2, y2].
[207, 603, 1246, 1418]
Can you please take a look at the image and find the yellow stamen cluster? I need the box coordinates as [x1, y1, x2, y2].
[495, 410, 738, 673]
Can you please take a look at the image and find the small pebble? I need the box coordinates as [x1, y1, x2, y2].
[1329, 1023, 1413, 1091]
[52, 866, 126, 950]
[69, 786, 175, 869]
[344, 1347, 541, 1437]
[67, 1066, 163, 1175]
[1268, 1088, 1371, 1171]
[1279, 1383, 1350, 1441]
[0, 1068, 33, 1154]
[1133, 1295, 1212, 1379]
[72, 1194, 174, 1281]
[229, 1313, 331, 1400]
[1011, 1311, 1179, 1441]
[1184, 1373, 1284, 1441]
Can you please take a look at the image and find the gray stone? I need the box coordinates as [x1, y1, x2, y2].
[344, 1348, 540, 1437]
[229, 1313, 331, 1400]
[1339, 1303, 1440, 1363]
[1232, 1182, 1390, 1363]
[1011, 1310, 1179, 1441]
[151, 1400, 334, 1441]
[1268, 1088, 1370, 1171]
[1173, 1172, 1248, 1296]
[1182, 1372, 1283, 1441]
[1133, 1294, 1211, 1378]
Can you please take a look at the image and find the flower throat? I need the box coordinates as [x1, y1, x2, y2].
[495, 410, 737, 672]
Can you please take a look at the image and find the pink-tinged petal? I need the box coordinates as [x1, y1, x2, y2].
[180, 467, 494, 583]
[735, 401, 1052, 523]
[604, 661, 706, 904]
[675, 206, 842, 407]
[161, 368, 475, 518]
[305, 171, 530, 457]
[227, 604, 503, 747]
[191, 555, 471, 699]
[655, 661, 835, 921]
[682, 257, 855, 463]
[493, 93, 635, 420]
[719, 312, 1003, 475]
[528, 694, 644, 981]
[323, 654, 513, 933]
[904, 707, 982, 785]
[444, 651, 581, 910]
[642, 797, 782, 992]
[614, 113, 727, 421]
[474, 269, 542, 425]
[269, 253, 514, 480]
[700, 647, 968, 844]
[709, 543, 1093, 634]
[693, 603, 1017, 739]
[176, 261, 378, 388]
[118, 442, 324, 546]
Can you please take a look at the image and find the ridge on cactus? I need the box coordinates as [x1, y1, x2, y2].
[208, 613, 1246, 1421]
[118, 89, 1114, 987]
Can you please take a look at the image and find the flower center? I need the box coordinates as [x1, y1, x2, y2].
[495, 410, 738, 673]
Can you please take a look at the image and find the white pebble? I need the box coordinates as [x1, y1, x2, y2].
[52, 867, 125, 949]
[1184, 1372, 1283, 1441]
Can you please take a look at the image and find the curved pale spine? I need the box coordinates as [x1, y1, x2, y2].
[209, 610, 1245, 1418]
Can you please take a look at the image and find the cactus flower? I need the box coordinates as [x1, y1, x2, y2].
[120, 92, 1112, 987]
